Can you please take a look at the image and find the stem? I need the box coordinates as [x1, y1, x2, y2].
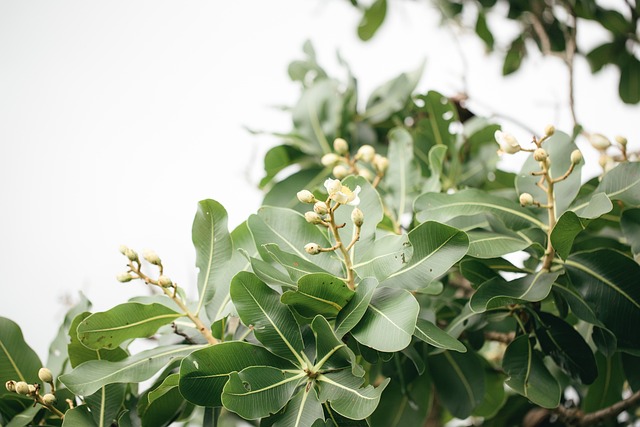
[556, 389, 640, 426]
[327, 205, 356, 290]
[542, 164, 557, 271]
[34, 394, 65, 419]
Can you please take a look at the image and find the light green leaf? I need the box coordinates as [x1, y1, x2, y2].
[502, 335, 561, 408]
[61, 405, 97, 426]
[260, 144, 310, 189]
[363, 63, 423, 123]
[85, 383, 126, 427]
[77, 303, 181, 350]
[230, 272, 304, 364]
[550, 211, 593, 260]
[422, 145, 448, 192]
[263, 243, 333, 282]
[413, 91, 457, 151]
[415, 189, 546, 230]
[429, 350, 485, 418]
[621, 208, 640, 259]
[380, 221, 468, 291]
[59, 344, 201, 396]
[263, 167, 328, 212]
[334, 278, 378, 338]
[222, 366, 304, 420]
[352, 234, 411, 282]
[282, 273, 354, 319]
[466, 231, 530, 259]
[470, 271, 560, 313]
[571, 162, 640, 214]
[242, 248, 297, 289]
[273, 386, 324, 427]
[193, 199, 233, 315]
[384, 128, 422, 224]
[351, 287, 419, 352]
[179, 341, 293, 407]
[317, 370, 389, 420]
[0, 317, 42, 395]
[138, 375, 192, 427]
[414, 318, 466, 353]
[311, 316, 363, 377]
[357, 0, 386, 41]
[569, 192, 613, 219]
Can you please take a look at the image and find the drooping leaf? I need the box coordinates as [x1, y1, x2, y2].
[429, 350, 485, 418]
[222, 366, 304, 420]
[317, 370, 389, 420]
[502, 335, 561, 408]
[475, 9, 494, 49]
[384, 128, 421, 224]
[77, 303, 181, 350]
[138, 374, 192, 427]
[230, 272, 304, 364]
[352, 234, 411, 282]
[466, 230, 531, 259]
[179, 341, 293, 407]
[59, 344, 201, 396]
[351, 287, 419, 352]
[357, 0, 387, 41]
[260, 144, 310, 189]
[565, 249, 640, 350]
[4, 406, 43, 427]
[334, 278, 378, 338]
[380, 221, 468, 291]
[619, 54, 640, 104]
[571, 162, 640, 214]
[0, 317, 42, 395]
[193, 199, 233, 314]
[282, 273, 354, 319]
[414, 318, 466, 353]
[550, 211, 593, 260]
[370, 370, 431, 427]
[273, 385, 324, 427]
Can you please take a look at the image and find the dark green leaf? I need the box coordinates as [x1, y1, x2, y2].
[550, 211, 593, 260]
[475, 10, 494, 49]
[67, 312, 128, 368]
[621, 352, 640, 392]
[0, 317, 42, 397]
[621, 208, 640, 259]
[334, 278, 378, 338]
[414, 318, 466, 353]
[311, 316, 362, 377]
[85, 383, 126, 427]
[583, 352, 624, 412]
[61, 405, 97, 426]
[370, 370, 431, 427]
[503, 36, 525, 75]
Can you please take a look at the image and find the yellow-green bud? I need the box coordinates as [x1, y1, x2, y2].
[333, 138, 349, 155]
[373, 154, 389, 173]
[143, 249, 161, 265]
[570, 149, 582, 164]
[157, 275, 173, 288]
[533, 148, 548, 162]
[5, 380, 16, 393]
[615, 135, 628, 146]
[296, 190, 316, 204]
[321, 153, 342, 167]
[38, 368, 53, 384]
[304, 211, 324, 225]
[519, 193, 534, 206]
[15, 381, 29, 395]
[544, 125, 555, 136]
[351, 208, 364, 227]
[304, 243, 321, 255]
[42, 393, 57, 406]
[116, 272, 133, 283]
[124, 248, 138, 262]
[332, 164, 349, 179]
[313, 201, 328, 215]
[357, 145, 376, 163]
[358, 168, 373, 182]
[589, 133, 611, 150]
[119, 245, 129, 255]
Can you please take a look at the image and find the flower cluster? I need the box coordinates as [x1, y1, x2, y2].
[320, 138, 388, 186]
[589, 133, 633, 173]
[5, 367, 63, 418]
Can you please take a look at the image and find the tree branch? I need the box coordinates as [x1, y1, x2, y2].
[556, 390, 640, 426]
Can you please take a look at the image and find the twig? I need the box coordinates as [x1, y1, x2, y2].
[556, 390, 640, 426]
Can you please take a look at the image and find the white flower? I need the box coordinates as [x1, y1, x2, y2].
[324, 178, 361, 206]
[494, 130, 521, 154]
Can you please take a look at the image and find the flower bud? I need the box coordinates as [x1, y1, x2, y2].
[119, 245, 129, 255]
[570, 149, 582, 164]
[356, 145, 376, 163]
[124, 248, 138, 262]
[519, 193, 534, 207]
[544, 125, 555, 136]
[38, 368, 53, 384]
[494, 130, 521, 154]
[116, 272, 133, 283]
[143, 249, 161, 265]
[351, 208, 364, 227]
[615, 135, 628, 146]
[42, 393, 57, 406]
[296, 190, 316, 204]
[589, 133, 611, 150]
[332, 164, 349, 179]
[28, 384, 36, 394]
[599, 155, 610, 168]
[324, 178, 342, 195]
[304, 243, 321, 255]
[533, 148, 548, 162]
[15, 381, 29, 395]
[304, 211, 324, 225]
[321, 153, 341, 167]
[157, 275, 173, 288]
[373, 154, 389, 173]
[333, 138, 349, 155]
[358, 168, 373, 182]
[5, 380, 16, 393]
[313, 201, 328, 215]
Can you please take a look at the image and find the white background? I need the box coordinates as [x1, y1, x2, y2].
[1, 1, 637, 358]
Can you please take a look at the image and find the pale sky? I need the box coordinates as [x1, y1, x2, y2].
[1, 1, 638, 358]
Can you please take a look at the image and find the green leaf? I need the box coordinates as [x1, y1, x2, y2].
[351, 287, 419, 352]
[472, 362, 507, 418]
[534, 312, 597, 384]
[230, 272, 304, 364]
[502, 335, 561, 408]
[566, 249, 640, 350]
[59, 344, 201, 396]
[621, 352, 640, 392]
[334, 278, 378, 338]
[467, 230, 530, 259]
[263, 243, 332, 282]
[273, 386, 324, 427]
[586, 42, 623, 73]
[67, 312, 128, 368]
[317, 370, 389, 420]
[352, 234, 411, 282]
[77, 303, 181, 350]
[470, 271, 559, 313]
[550, 211, 594, 260]
[242, 249, 297, 289]
[282, 273, 354, 319]
[193, 199, 233, 315]
[138, 374, 192, 427]
[0, 317, 42, 396]
[357, 0, 386, 41]
[384, 128, 421, 223]
[311, 316, 362, 377]
[260, 145, 309, 189]
[148, 373, 179, 404]
[85, 383, 126, 427]
[422, 145, 447, 192]
[572, 162, 640, 213]
[583, 352, 624, 412]
[475, 10, 494, 49]
[263, 167, 328, 212]
[429, 350, 485, 418]
[619, 54, 640, 104]
[5, 406, 43, 427]
[222, 366, 304, 420]
[413, 91, 457, 151]
[179, 341, 293, 407]
[414, 318, 466, 353]
[503, 36, 525, 75]
[380, 221, 468, 291]
[621, 208, 640, 259]
[370, 371, 431, 427]
[415, 189, 546, 230]
[363, 63, 423, 123]
[62, 405, 97, 426]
